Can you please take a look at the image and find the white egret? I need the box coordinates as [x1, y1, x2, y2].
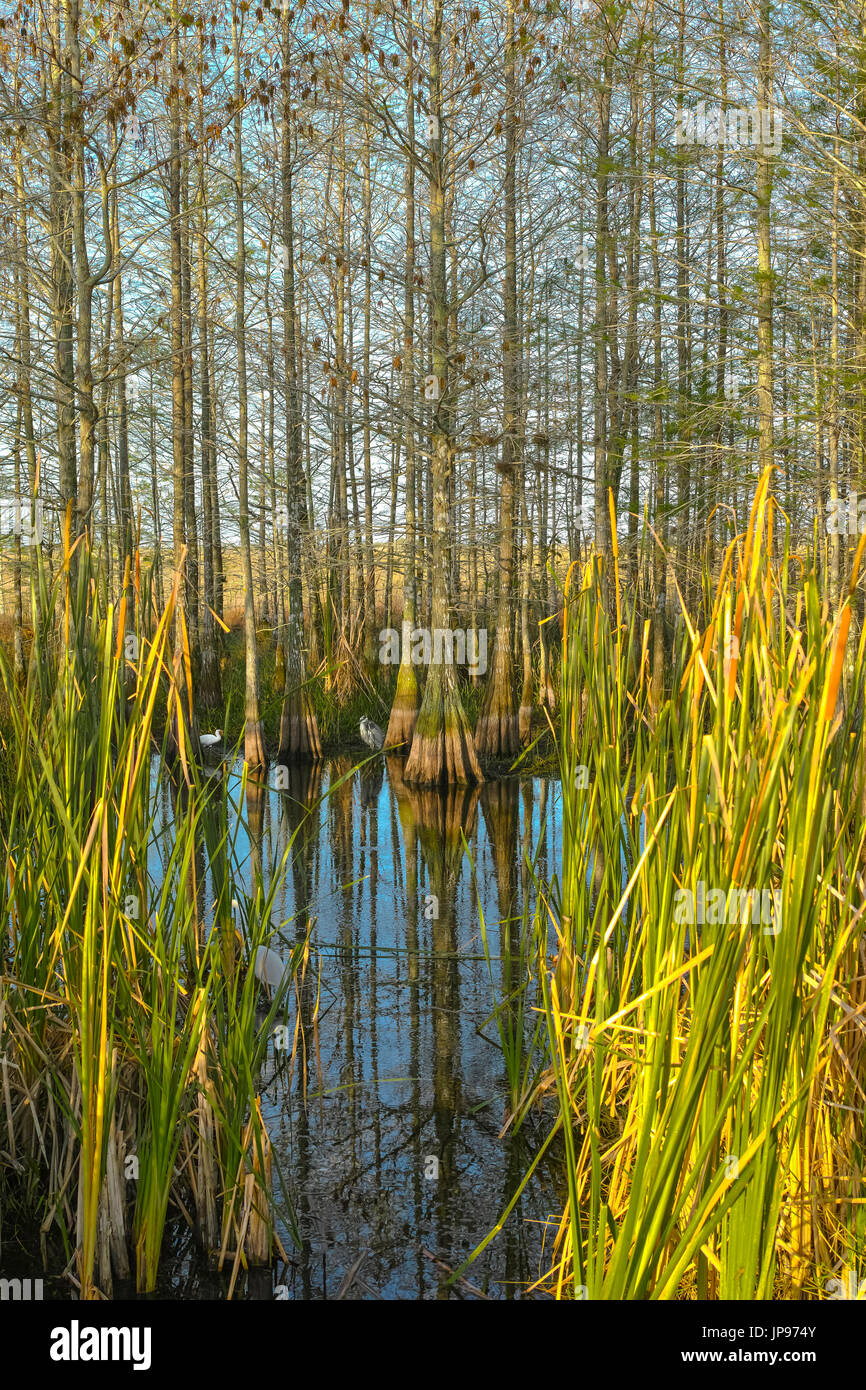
[254, 944, 291, 990]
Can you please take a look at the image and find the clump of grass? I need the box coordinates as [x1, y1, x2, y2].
[473, 470, 866, 1300]
[0, 529, 306, 1297]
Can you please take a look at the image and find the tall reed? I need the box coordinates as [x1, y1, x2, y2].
[481, 471, 866, 1300]
[0, 530, 304, 1296]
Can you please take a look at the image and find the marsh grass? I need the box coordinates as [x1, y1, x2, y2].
[0, 531, 308, 1297]
[473, 470, 866, 1300]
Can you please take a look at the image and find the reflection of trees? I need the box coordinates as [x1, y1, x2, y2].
[501, 1124, 535, 1299]
[484, 778, 538, 1297]
[520, 782, 534, 901]
[328, 757, 357, 1136]
[404, 783, 479, 1297]
[386, 754, 424, 1293]
[244, 777, 269, 998]
[359, 758, 383, 811]
[481, 778, 520, 982]
[245, 777, 267, 877]
[222, 757, 552, 1298]
[278, 761, 323, 954]
[276, 761, 323, 1298]
[156, 754, 553, 1297]
[359, 760, 382, 1180]
[481, 778, 524, 1090]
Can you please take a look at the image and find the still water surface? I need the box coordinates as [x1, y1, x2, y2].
[151, 755, 564, 1300]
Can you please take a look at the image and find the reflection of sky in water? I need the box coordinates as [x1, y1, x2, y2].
[151, 758, 564, 1300]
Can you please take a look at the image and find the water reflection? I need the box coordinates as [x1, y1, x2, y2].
[151, 755, 563, 1299]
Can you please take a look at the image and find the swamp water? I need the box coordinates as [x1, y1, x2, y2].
[144, 755, 564, 1300]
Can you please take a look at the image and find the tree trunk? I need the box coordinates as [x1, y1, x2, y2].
[232, 0, 267, 770]
[168, 8, 199, 771]
[476, 0, 520, 761]
[278, 10, 320, 762]
[386, 5, 421, 749]
[404, 0, 482, 786]
[196, 66, 222, 707]
[756, 0, 774, 480]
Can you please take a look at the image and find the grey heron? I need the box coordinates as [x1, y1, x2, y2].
[359, 716, 385, 752]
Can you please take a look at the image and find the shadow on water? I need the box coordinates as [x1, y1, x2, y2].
[149, 754, 563, 1300]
